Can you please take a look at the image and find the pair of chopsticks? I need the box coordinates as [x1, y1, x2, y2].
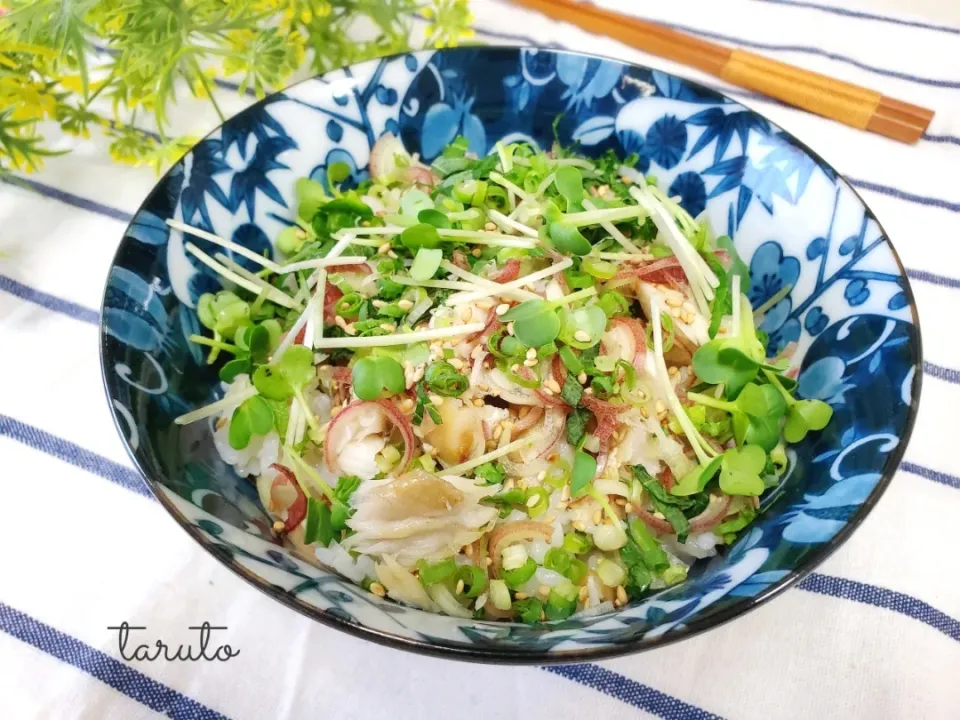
[510, 0, 933, 144]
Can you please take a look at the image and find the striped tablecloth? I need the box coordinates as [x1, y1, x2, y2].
[1, 1, 958, 718]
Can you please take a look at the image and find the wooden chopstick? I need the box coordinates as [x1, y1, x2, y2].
[510, 0, 934, 144]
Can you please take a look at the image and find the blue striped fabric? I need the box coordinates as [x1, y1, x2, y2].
[0, 413, 151, 498]
[0, 175, 134, 223]
[848, 178, 960, 213]
[924, 362, 960, 385]
[796, 574, 960, 641]
[901, 461, 960, 490]
[905, 269, 960, 290]
[544, 665, 724, 719]
[922, 133, 960, 146]
[0, 601, 229, 720]
[0, 275, 100, 325]
[750, 0, 960, 34]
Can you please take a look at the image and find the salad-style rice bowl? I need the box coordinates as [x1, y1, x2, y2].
[101, 47, 921, 663]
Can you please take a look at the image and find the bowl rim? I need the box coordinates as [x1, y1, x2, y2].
[99, 44, 923, 665]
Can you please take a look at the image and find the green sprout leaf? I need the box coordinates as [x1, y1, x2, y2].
[352, 356, 405, 401]
[719, 445, 767, 496]
[784, 399, 834, 443]
[400, 189, 434, 218]
[693, 342, 760, 399]
[410, 247, 444, 281]
[501, 300, 562, 348]
[671, 454, 724, 496]
[400, 222, 441, 251]
[219, 357, 251, 383]
[253, 364, 293, 401]
[228, 395, 275, 450]
[548, 221, 591, 256]
[554, 166, 584, 204]
[559, 305, 607, 348]
[417, 208, 451, 229]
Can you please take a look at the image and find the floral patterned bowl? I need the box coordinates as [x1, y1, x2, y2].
[100, 47, 922, 663]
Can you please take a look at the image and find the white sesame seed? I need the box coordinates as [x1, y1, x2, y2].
[484, 221, 497, 231]
[526, 348, 537, 360]
[496, 303, 510, 316]
[545, 379, 561, 393]
[523, 358, 537, 367]
[473, 398, 484, 408]
[397, 299, 414, 311]
[476, 300, 494, 310]
[574, 330, 591, 343]
[370, 582, 386, 597]
[429, 394, 444, 406]
[448, 357, 464, 370]
[525, 495, 540, 508]
[577, 372, 588, 384]
[456, 579, 465, 594]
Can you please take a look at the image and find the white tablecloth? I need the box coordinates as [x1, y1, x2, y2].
[1, 1, 958, 718]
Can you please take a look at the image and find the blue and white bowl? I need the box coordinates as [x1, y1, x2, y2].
[100, 47, 922, 663]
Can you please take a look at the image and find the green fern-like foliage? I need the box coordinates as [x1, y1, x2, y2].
[0, 0, 474, 173]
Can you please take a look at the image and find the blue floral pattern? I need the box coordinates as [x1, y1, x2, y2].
[100, 47, 921, 662]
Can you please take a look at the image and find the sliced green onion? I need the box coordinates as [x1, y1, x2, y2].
[582, 257, 617, 280]
[544, 458, 571, 489]
[646, 311, 675, 352]
[424, 361, 469, 397]
[597, 291, 630, 318]
[524, 487, 550, 518]
[417, 557, 457, 586]
[563, 531, 593, 555]
[513, 596, 543, 624]
[335, 292, 363, 318]
[564, 558, 588, 584]
[500, 359, 541, 388]
[502, 557, 537, 589]
[544, 586, 578, 620]
[489, 579, 512, 610]
[456, 565, 488, 598]
[543, 548, 572, 573]
[596, 558, 626, 587]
